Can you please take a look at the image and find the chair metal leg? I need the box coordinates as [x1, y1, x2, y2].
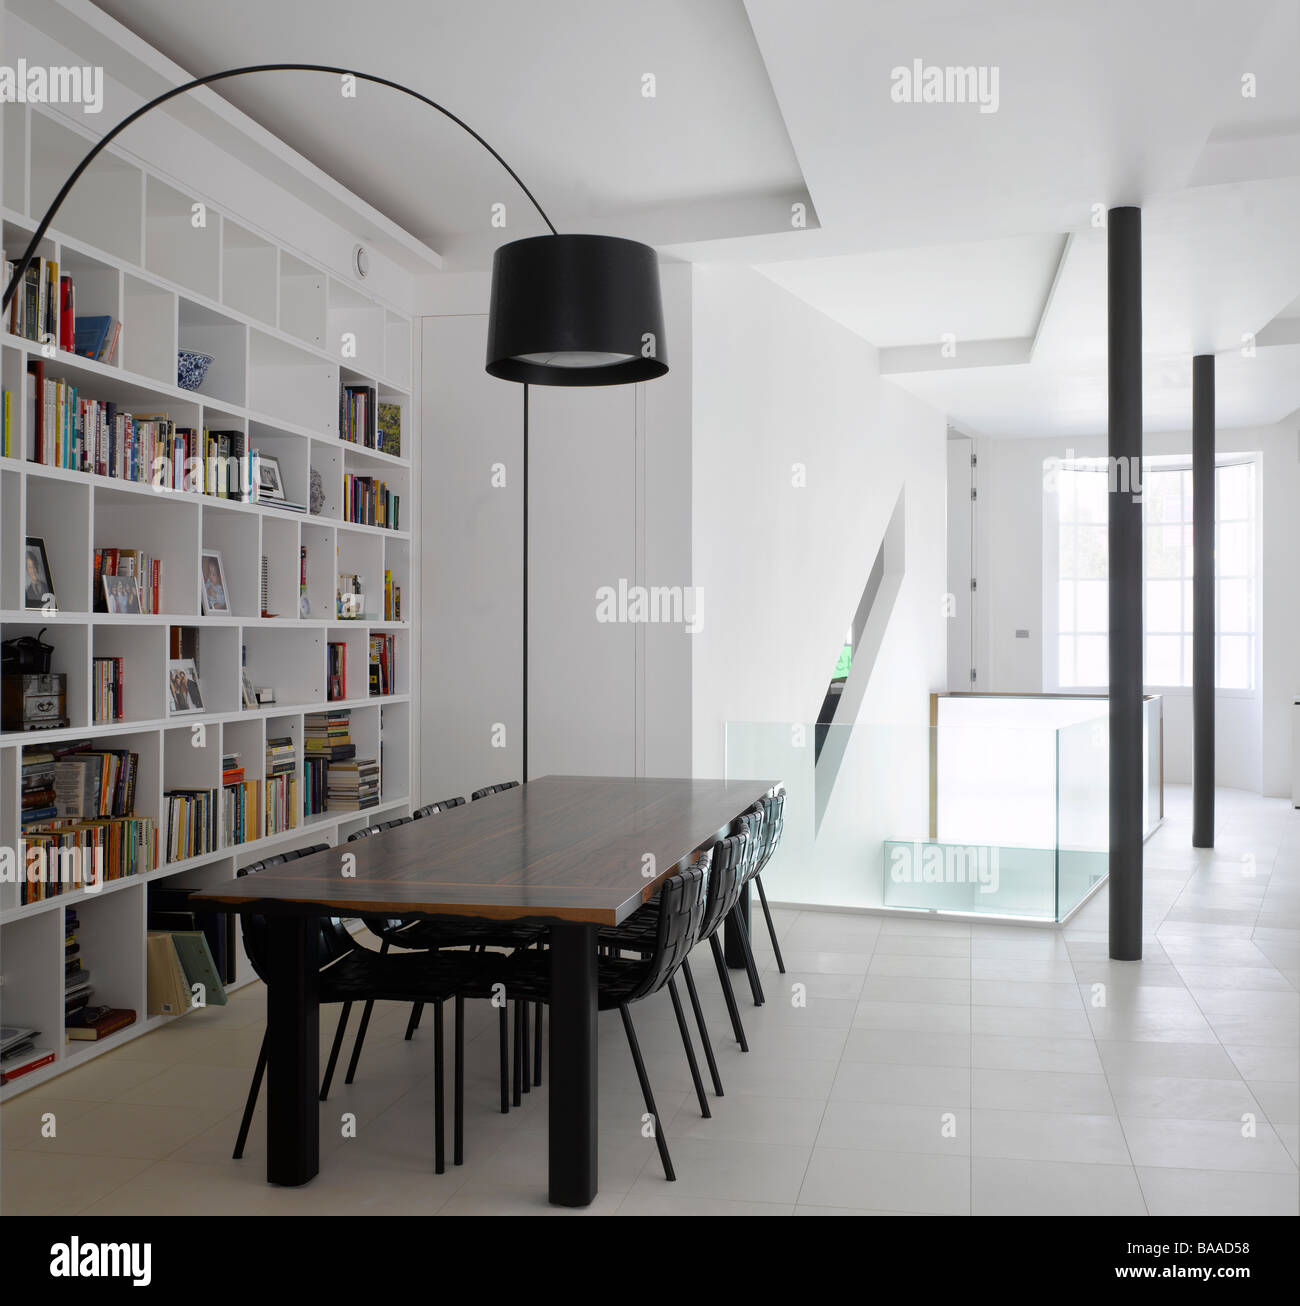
[731, 904, 766, 1006]
[233, 1027, 269, 1160]
[668, 978, 710, 1119]
[620, 1004, 674, 1182]
[681, 958, 724, 1096]
[344, 937, 389, 1084]
[319, 1002, 352, 1101]
[532, 1001, 543, 1086]
[405, 1002, 423, 1040]
[433, 1000, 445, 1175]
[512, 1000, 524, 1106]
[499, 1004, 510, 1113]
[754, 874, 786, 974]
[709, 932, 749, 1052]
[520, 1000, 531, 1095]
[454, 994, 465, 1166]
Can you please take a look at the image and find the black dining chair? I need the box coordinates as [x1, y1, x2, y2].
[470, 780, 520, 800]
[599, 827, 752, 1107]
[746, 789, 787, 974]
[341, 808, 544, 1127]
[506, 855, 710, 1181]
[232, 844, 510, 1173]
[413, 796, 465, 817]
[726, 804, 769, 1007]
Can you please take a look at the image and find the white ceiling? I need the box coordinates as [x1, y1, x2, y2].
[87, 0, 1300, 438]
[88, 0, 812, 258]
[739, 0, 1300, 437]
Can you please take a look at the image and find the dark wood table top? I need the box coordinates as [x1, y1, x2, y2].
[191, 775, 780, 924]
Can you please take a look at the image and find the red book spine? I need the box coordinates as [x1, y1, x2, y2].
[59, 277, 74, 352]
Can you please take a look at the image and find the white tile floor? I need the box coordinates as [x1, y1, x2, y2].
[2, 784, 1296, 1216]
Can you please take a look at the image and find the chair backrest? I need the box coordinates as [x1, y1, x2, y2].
[471, 781, 520, 801]
[752, 790, 785, 879]
[343, 825, 409, 939]
[237, 844, 349, 980]
[413, 796, 465, 818]
[697, 828, 750, 941]
[620, 853, 709, 1005]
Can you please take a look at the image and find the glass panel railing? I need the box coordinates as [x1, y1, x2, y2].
[726, 699, 1161, 925]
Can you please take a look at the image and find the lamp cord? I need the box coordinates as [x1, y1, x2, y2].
[2, 61, 558, 314]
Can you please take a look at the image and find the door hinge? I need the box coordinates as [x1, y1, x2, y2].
[970, 486, 978, 501]
[970, 668, 978, 684]
[970, 577, 978, 592]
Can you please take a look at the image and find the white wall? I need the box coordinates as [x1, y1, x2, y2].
[419, 267, 693, 801]
[974, 419, 1300, 797]
[690, 264, 949, 907]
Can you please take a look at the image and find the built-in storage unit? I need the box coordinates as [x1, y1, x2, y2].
[1, 101, 418, 1098]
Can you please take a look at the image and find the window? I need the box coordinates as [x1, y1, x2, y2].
[1052, 456, 1257, 691]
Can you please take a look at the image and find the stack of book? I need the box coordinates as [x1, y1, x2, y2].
[4, 252, 63, 345]
[368, 634, 396, 696]
[202, 429, 256, 500]
[20, 749, 57, 828]
[19, 744, 156, 904]
[64, 907, 92, 1019]
[222, 752, 258, 847]
[0, 1027, 55, 1085]
[164, 788, 218, 863]
[339, 383, 377, 447]
[342, 472, 400, 529]
[304, 710, 354, 815]
[327, 757, 380, 811]
[265, 737, 298, 835]
[93, 547, 162, 614]
[92, 655, 125, 722]
[66, 1006, 137, 1043]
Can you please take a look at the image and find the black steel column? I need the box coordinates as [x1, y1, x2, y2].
[1108, 206, 1144, 961]
[522, 384, 529, 784]
[1192, 355, 1216, 847]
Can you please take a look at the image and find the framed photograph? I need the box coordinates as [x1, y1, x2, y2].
[255, 453, 286, 502]
[167, 658, 205, 715]
[23, 537, 56, 610]
[102, 573, 143, 615]
[240, 669, 257, 710]
[199, 548, 231, 616]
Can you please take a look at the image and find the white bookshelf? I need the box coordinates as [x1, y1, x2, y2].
[0, 102, 419, 1098]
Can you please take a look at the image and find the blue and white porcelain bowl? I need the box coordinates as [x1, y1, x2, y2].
[177, 349, 214, 391]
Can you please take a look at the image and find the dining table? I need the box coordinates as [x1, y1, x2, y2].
[191, 773, 779, 1206]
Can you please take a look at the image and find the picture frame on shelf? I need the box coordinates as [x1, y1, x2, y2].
[167, 658, 205, 715]
[23, 537, 56, 610]
[102, 574, 143, 615]
[255, 453, 287, 502]
[241, 669, 257, 710]
[200, 548, 232, 616]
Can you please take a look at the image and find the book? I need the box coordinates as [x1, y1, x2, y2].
[64, 1007, 136, 1041]
[146, 933, 191, 1015]
[74, 314, 112, 360]
[377, 401, 401, 456]
[169, 932, 228, 1006]
[0, 1047, 56, 1083]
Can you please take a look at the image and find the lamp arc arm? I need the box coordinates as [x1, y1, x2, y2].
[2, 61, 558, 314]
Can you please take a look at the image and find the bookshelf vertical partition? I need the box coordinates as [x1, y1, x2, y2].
[0, 102, 418, 1097]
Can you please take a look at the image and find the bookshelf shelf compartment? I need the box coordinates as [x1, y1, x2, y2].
[27, 476, 92, 613]
[177, 299, 247, 408]
[29, 114, 143, 267]
[221, 220, 278, 327]
[91, 625, 166, 724]
[145, 176, 221, 302]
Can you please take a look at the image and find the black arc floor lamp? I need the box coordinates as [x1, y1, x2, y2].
[1, 63, 669, 788]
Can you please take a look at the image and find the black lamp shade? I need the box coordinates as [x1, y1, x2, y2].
[485, 234, 668, 385]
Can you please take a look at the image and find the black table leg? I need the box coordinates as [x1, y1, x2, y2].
[266, 914, 319, 1186]
[548, 921, 598, 1207]
[724, 881, 752, 969]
